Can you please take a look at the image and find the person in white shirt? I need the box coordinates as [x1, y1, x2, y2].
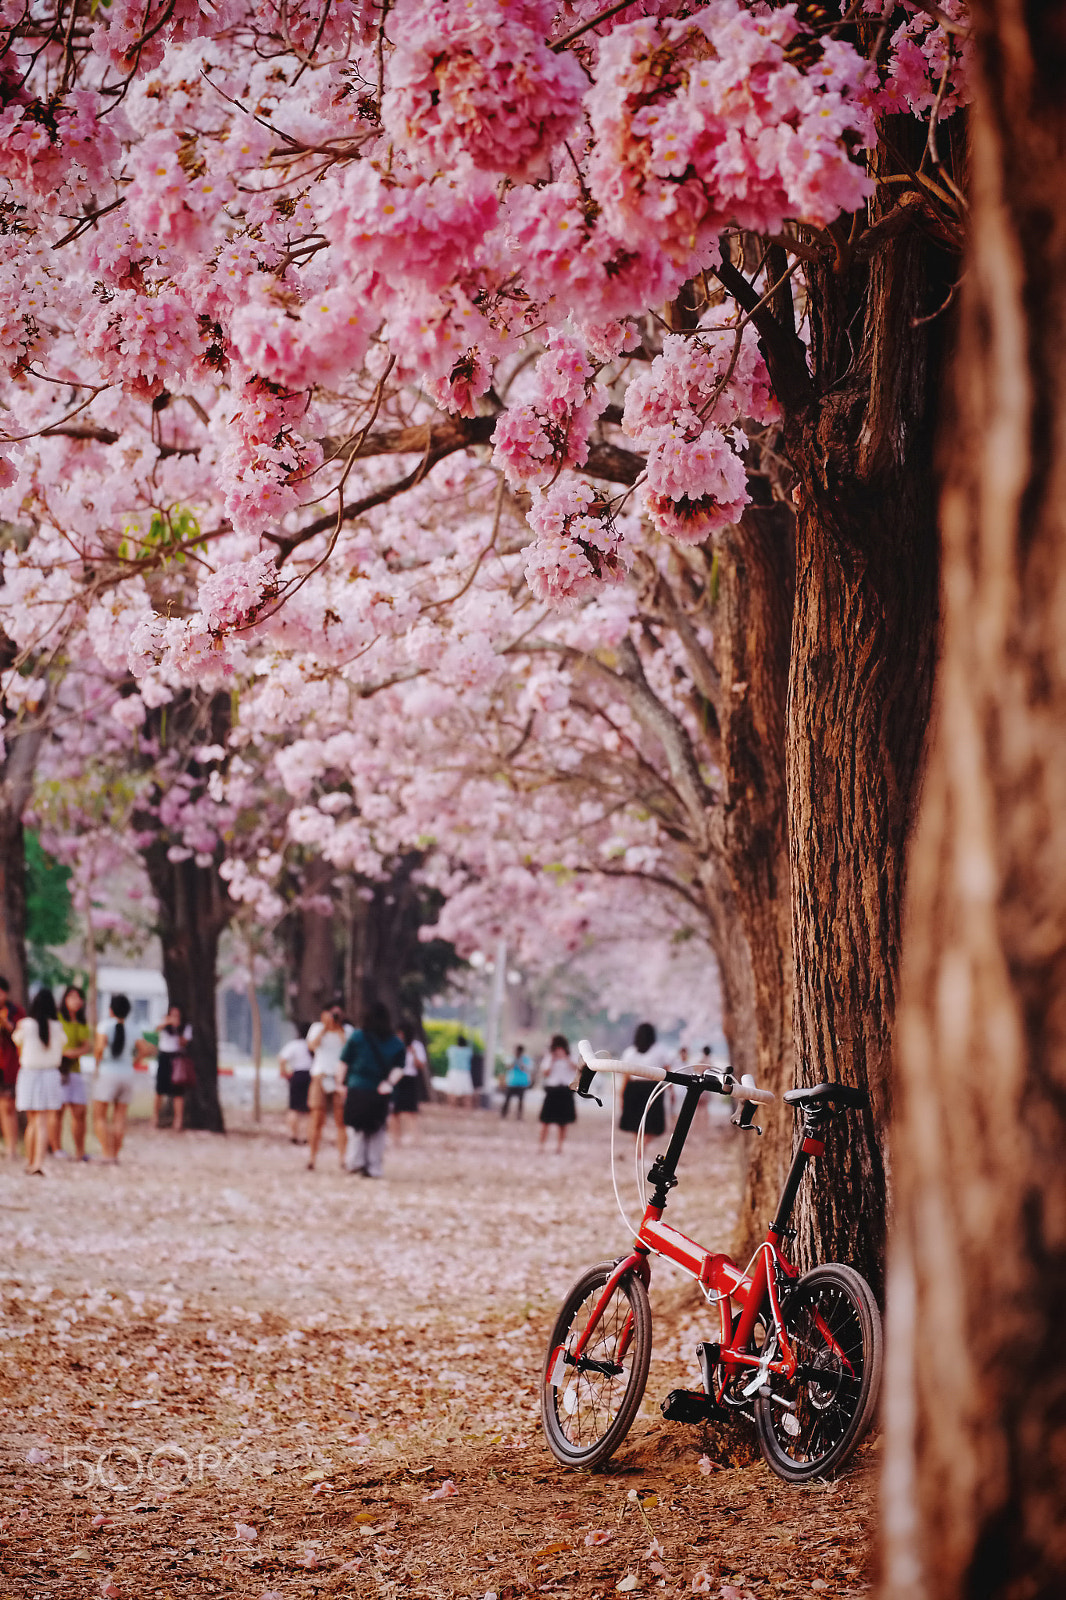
[278, 1031, 313, 1145]
[392, 1024, 428, 1143]
[305, 1003, 348, 1171]
[93, 993, 136, 1163]
[14, 988, 64, 1175]
[538, 1033, 577, 1152]
[619, 1022, 673, 1142]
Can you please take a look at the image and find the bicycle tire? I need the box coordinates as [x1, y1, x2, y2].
[754, 1262, 882, 1484]
[541, 1259, 652, 1470]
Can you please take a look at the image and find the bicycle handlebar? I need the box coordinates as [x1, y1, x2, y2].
[576, 1040, 775, 1105]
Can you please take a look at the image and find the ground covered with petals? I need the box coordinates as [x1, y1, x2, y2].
[0, 1104, 875, 1598]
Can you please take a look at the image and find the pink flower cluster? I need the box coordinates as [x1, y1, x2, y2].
[330, 165, 499, 294]
[644, 422, 750, 541]
[91, 0, 240, 71]
[218, 383, 324, 536]
[586, 4, 876, 263]
[198, 554, 280, 635]
[877, 1, 973, 118]
[82, 288, 202, 400]
[493, 336, 608, 489]
[230, 281, 371, 392]
[382, 0, 587, 182]
[0, 92, 120, 196]
[503, 179, 687, 335]
[623, 331, 778, 541]
[524, 478, 630, 606]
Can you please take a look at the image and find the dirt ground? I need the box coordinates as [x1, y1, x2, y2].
[0, 1098, 877, 1599]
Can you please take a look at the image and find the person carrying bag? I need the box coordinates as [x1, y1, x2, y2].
[340, 1002, 405, 1178]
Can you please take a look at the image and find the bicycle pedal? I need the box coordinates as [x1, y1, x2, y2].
[660, 1388, 720, 1425]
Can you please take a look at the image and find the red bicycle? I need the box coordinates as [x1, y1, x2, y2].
[540, 1043, 883, 1482]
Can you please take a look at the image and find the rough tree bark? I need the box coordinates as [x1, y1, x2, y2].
[884, 6, 1066, 1595]
[713, 502, 796, 1257]
[723, 120, 962, 1294]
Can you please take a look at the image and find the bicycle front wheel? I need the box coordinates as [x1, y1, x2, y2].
[754, 1262, 882, 1483]
[541, 1259, 652, 1469]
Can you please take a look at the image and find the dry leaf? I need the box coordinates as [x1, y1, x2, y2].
[531, 1541, 571, 1561]
[422, 1477, 458, 1501]
[617, 1574, 641, 1593]
[100, 1580, 121, 1598]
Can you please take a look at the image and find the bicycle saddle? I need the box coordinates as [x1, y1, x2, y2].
[783, 1082, 868, 1109]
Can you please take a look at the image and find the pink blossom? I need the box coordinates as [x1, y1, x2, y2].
[525, 478, 630, 606]
[198, 555, 280, 635]
[382, 0, 587, 182]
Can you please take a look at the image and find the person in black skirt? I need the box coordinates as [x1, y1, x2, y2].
[538, 1033, 576, 1152]
[619, 1021, 673, 1141]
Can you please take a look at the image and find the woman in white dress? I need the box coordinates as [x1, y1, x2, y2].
[14, 988, 64, 1175]
[305, 1003, 348, 1171]
[619, 1022, 674, 1142]
[93, 993, 137, 1163]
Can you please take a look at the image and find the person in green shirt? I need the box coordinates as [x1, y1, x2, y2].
[58, 985, 92, 1161]
[340, 1003, 405, 1178]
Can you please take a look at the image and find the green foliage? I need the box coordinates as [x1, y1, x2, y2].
[424, 1019, 484, 1078]
[25, 830, 74, 987]
[118, 506, 205, 566]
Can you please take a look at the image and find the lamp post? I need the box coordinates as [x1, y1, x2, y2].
[482, 935, 507, 1108]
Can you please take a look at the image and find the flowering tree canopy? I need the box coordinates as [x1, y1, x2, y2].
[0, 1, 970, 1087]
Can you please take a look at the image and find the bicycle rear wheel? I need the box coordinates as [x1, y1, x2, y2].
[541, 1259, 652, 1469]
[754, 1262, 882, 1483]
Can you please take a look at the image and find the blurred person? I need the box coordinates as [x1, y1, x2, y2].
[538, 1034, 576, 1152]
[501, 1043, 533, 1120]
[93, 993, 136, 1163]
[306, 1002, 347, 1171]
[341, 1002, 405, 1178]
[392, 1023, 428, 1144]
[14, 988, 64, 1174]
[0, 974, 26, 1160]
[619, 1022, 673, 1143]
[153, 1004, 192, 1131]
[444, 1032, 475, 1108]
[58, 985, 92, 1160]
[279, 1028, 313, 1144]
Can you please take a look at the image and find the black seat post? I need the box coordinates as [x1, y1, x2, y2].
[769, 1105, 827, 1238]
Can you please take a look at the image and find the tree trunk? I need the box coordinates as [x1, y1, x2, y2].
[776, 132, 957, 1296]
[711, 504, 796, 1258]
[884, 8, 1066, 1595]
[142, 841, 228, 1132]
[343, 854, 457, 1028]
[287, 855, 339, 1031]
[0, 724, 45, 1005]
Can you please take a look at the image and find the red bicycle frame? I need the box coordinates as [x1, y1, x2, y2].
[564, 1075, 855, 1394]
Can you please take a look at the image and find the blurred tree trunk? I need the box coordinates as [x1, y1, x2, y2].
[343, 853, 458, 1028]
[884, 6, 1066, 1594]
[0, 723, 43, 1005]
[286, 855, 338, 1031]
[141, 840, 228, 1132]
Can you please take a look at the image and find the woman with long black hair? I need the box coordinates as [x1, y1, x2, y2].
[92, 993, 135, 1163]
[13, 988, 63, 1175]
[58, 984, 92, 1161]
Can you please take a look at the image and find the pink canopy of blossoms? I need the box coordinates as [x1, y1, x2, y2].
[0, 0, 970, 951]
